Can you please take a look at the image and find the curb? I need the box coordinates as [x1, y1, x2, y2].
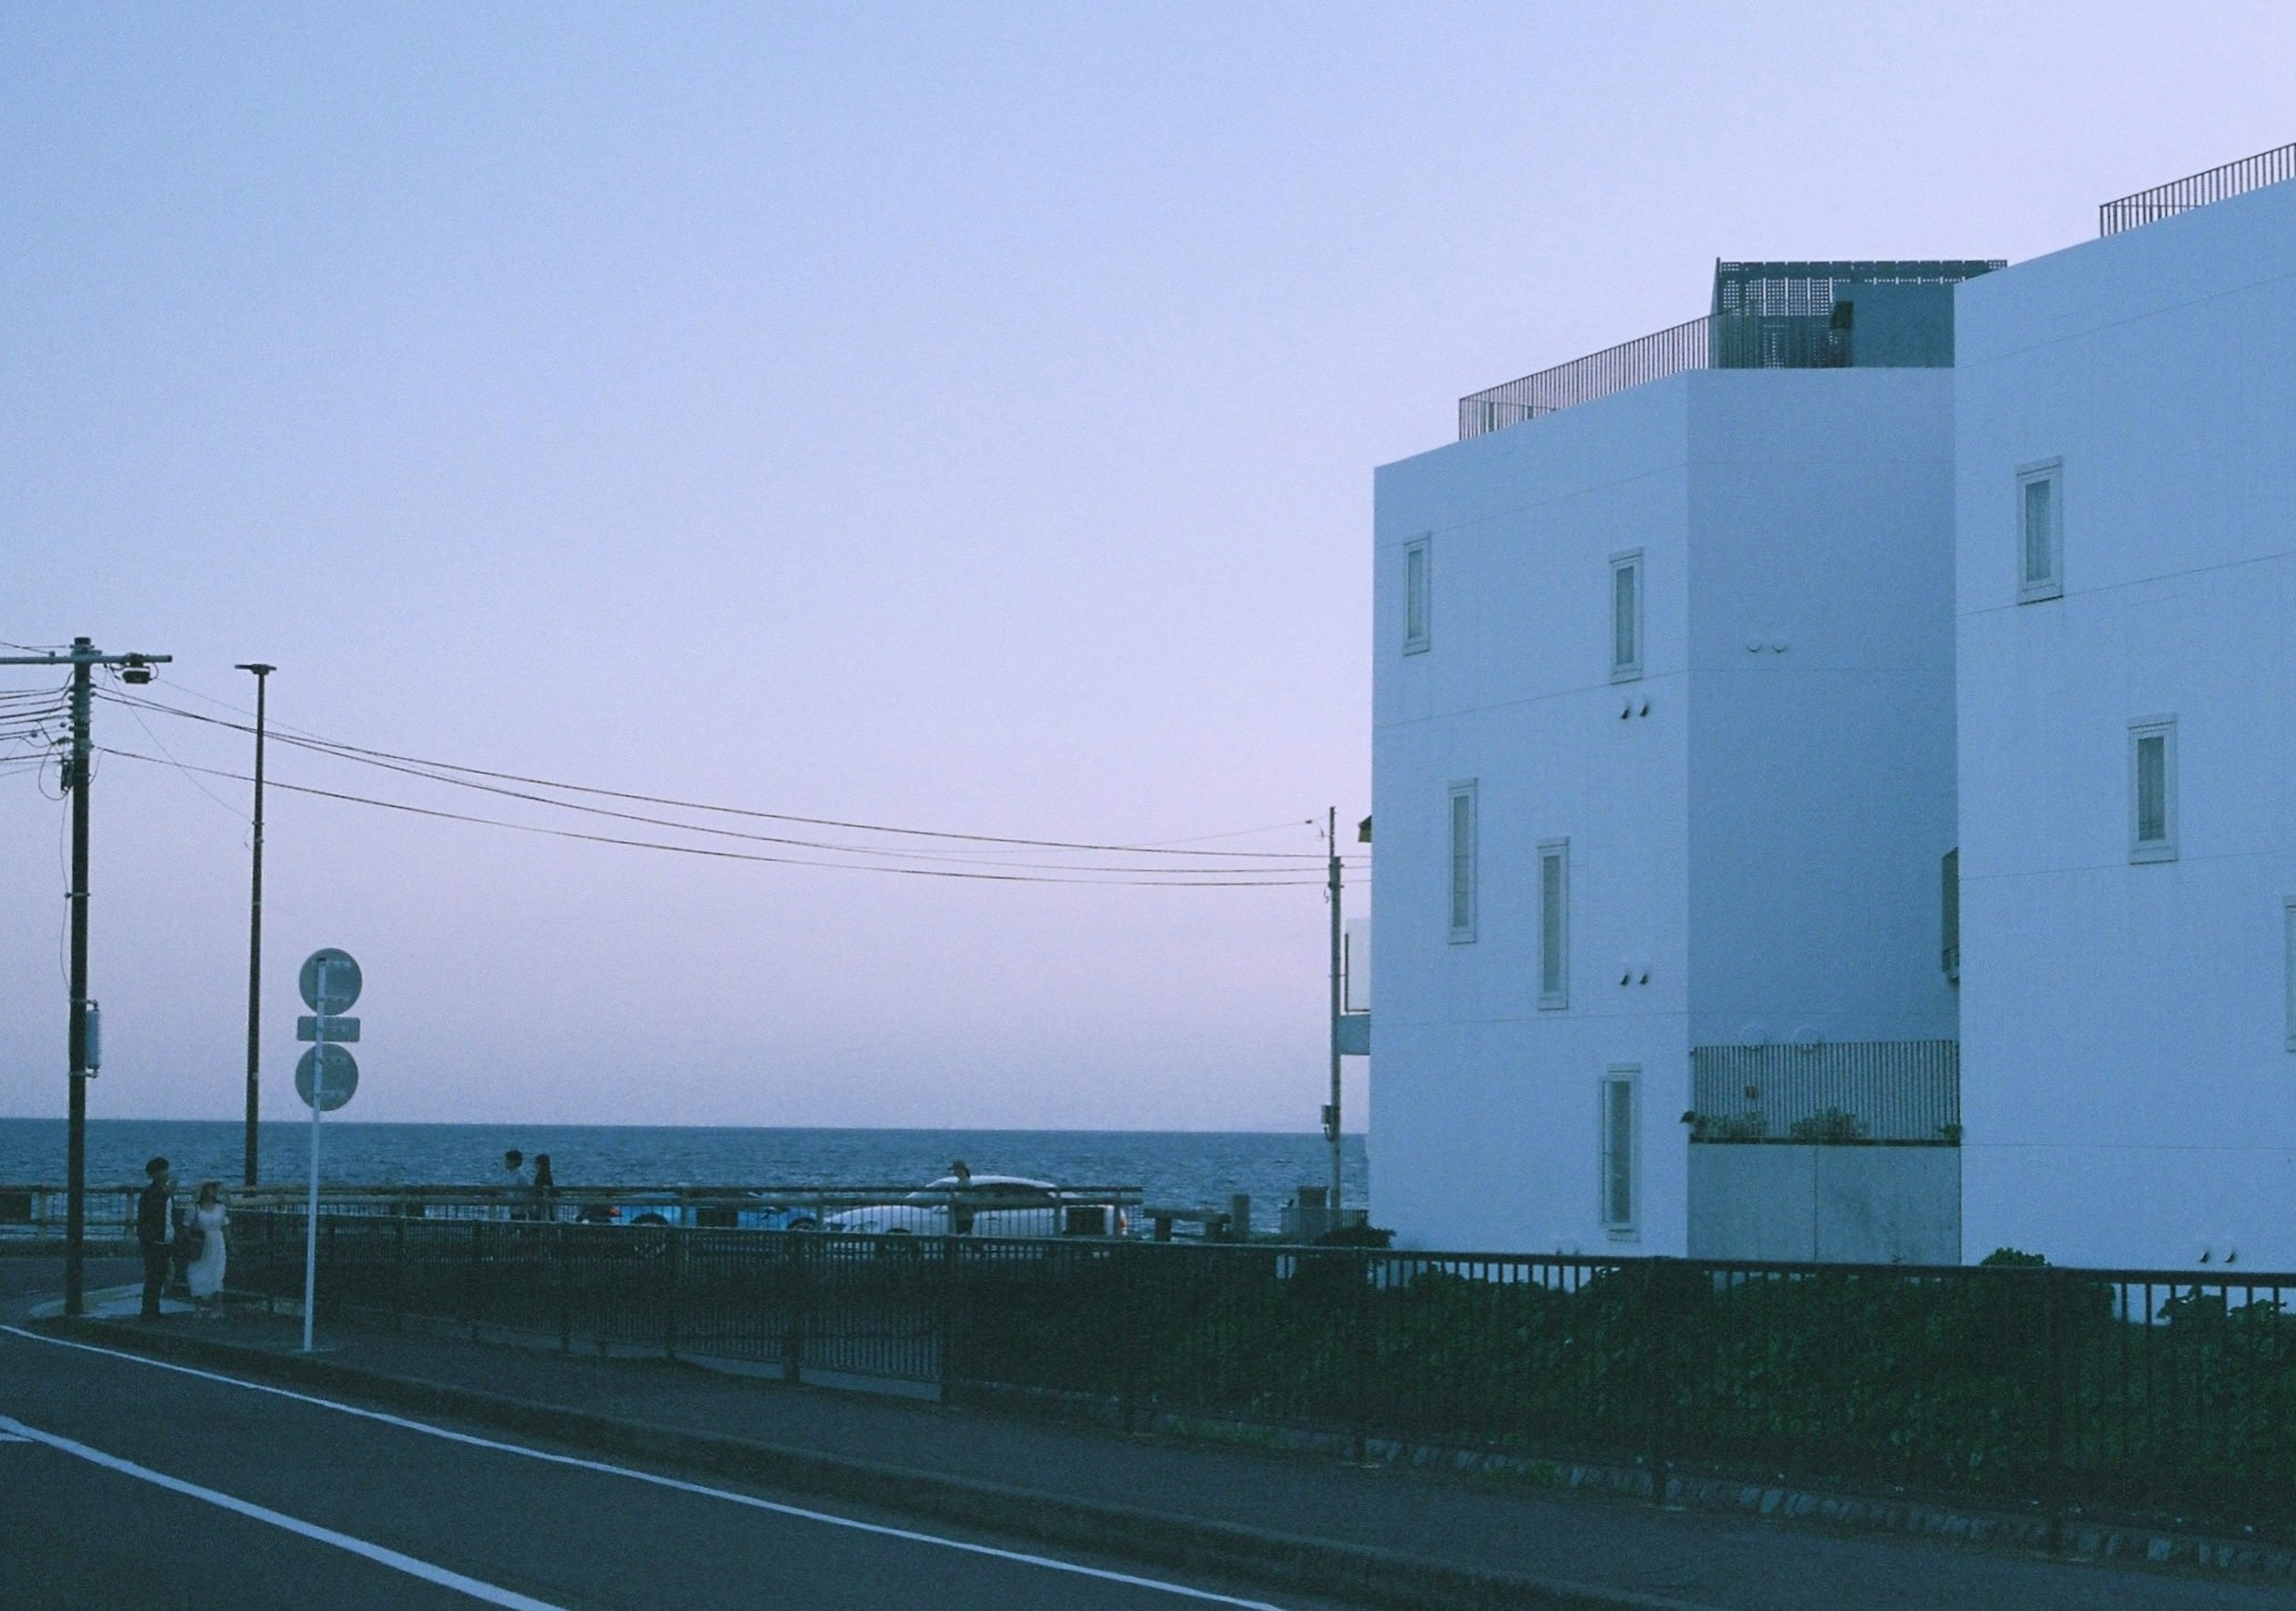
[51, 1318, 1718, 1611]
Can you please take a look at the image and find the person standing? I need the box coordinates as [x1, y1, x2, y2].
[185, 1181, 229, 1319]
[529, 1154, 557, 1222]
[136, 1157, 173, 1321]
[502, 1149, 531, 1221]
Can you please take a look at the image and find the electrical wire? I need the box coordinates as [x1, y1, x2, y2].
[94, 748, 1328, 887]
[99, 689, 1361, 866]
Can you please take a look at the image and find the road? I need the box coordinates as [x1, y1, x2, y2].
[0, 1301, 1332, 1611]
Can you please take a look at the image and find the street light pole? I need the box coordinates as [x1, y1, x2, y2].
[236, 663, 274, 1188]
[0, 638, 172, 1317]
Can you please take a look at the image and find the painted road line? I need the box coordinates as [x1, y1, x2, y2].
[1, 1326, 1289, 1611]
[0, 1411, 567, 1610]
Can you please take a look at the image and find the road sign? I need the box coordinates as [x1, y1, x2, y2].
[294, 1044, 358, 1112]
[298, 948, 362, 1015]
[296, 1015, 359, 1044]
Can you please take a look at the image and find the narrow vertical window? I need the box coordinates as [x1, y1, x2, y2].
[1941, 847, 1959, 985]
[1403, 538, 1431, 654]
[1600, 1069, 1638, 1235]
[2129, 716, 2177, 863]
[2285, 898, 2296, 1052]
[1538, 839, 1570, 1008]
[2017, 461, 2063, 602]
[1609, 551, 1643, 681]
[1448, 783, 1477, 943]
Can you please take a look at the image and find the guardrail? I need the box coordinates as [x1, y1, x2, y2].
[0, 1182, 1143, 1242]
[226, 1209, 2296, 1538]
[2100, 141, 2296, 236]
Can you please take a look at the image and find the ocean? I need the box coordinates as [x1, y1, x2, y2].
[0, 1119, 1369, 1215]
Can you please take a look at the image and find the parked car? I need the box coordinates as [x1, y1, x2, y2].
[821, 1175, 1122, 1239]
[590, 1192, 821, 1231]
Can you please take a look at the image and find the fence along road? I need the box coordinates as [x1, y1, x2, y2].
[228, 1206, 2296, 1543]
[0, 1323, 1306, 1611]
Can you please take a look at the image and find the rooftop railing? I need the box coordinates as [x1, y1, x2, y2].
[1458, 260, 2002, 440]
[2100, 140, 2296, 236]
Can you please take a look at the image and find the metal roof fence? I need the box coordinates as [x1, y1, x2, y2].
[2100, 140, 2296, 236]
[1459, 260, 2002, 440]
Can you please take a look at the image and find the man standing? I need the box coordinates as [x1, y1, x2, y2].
[502, 1149, 531, 1221]
[136, 1157, 173, 1320]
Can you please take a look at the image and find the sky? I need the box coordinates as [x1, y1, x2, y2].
[2, 3, 2292, 1131]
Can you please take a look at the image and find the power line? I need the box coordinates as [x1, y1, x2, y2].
[99, 689, 1358, 865]
[95, 749, 1330, 887]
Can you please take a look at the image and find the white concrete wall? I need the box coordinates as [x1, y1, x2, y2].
[1956, 178, 2296, 1269]
[1687, 1144, 1961, 1264]
[1372, 376, 1694, 1253]
[1684, 372, 1961, 1052]
[1371, 368, 1960, 1255]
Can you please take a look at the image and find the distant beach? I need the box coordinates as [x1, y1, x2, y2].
[0, 1119, 1369, 1213]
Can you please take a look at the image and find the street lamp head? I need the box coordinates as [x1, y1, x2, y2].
[234, 663, 276, 676]
[120, 655, 154, 685]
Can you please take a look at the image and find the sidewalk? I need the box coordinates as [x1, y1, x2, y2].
[45, 1301, 2296, 1611]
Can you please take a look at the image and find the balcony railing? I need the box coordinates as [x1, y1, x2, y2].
[1690, 1039, 1959, 1143]
[2100, 140, 2296, 236]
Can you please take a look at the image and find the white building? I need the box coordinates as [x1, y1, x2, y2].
[1370, 264, 1979, 1258]
[1955, 163, 2296, 1269]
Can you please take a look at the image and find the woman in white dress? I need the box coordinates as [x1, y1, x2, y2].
[185, 1180, 228, 1317]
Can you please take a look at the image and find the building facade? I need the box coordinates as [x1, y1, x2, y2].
[1955, 173, 2296, 1269]
[1371, 265, 1977, 1256]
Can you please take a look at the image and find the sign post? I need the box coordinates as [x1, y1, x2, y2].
[295, 948, 361, 1352]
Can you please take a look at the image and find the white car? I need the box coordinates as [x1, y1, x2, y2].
[820, 1175, 1121, 1240]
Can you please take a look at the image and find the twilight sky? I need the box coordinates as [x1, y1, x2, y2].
[2, 4, 2290, 1130]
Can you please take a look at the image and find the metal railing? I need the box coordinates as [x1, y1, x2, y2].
[2101, 141, 2296, 236]
[1460, 316, 1711, 438]
[230, 1209, 2296, 1536]
[1459, 260, 2003, 440]
[1690, 1041, 1959, 1143]
[0, 1182, 1141, 1241]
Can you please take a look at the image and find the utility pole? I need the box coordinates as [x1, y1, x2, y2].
[1324, 806, 1343, 1222]
[0, 638, 172, 1317]
[236, 663, 274, 1187]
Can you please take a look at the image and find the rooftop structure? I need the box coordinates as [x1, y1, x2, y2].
[1458, 260, 2003, 440]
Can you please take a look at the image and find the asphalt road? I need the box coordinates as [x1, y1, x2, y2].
[0, 1314, 1331, 1611]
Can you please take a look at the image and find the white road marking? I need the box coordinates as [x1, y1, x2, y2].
[1, 1326, 1287, 1609]
[0, 1411, 567, 1610]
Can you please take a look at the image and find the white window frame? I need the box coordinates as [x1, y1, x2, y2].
[1447, 781, 1477, 944]
[1538, 838, 1570, 1009]
[2283, 896, 2295, 1053]
[1403, 537, 1432, 655]
[1608, 550, 1644, 682]
[2016, 459, 2063, 604]
[1599, 1067, 1639, 1238]
[2129, 715, 2178, 864]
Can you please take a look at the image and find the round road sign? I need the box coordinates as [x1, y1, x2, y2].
[299, 948, 362, 1015]
[295, 1044, 359, 1112]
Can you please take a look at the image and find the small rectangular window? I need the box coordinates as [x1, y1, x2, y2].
[2129, 716, 2177, 863]
[2017, 461, 2063, 603]
[1940, 847, 1959, 985]
[1600, 1069, 1638, 1235]
[1448, 782, 1477, 943]
[2285, 898, 2296, 1052]
[1403, 538, 1431, 654]
[1609, 551, 1643, 681]
[1538, 839, 1569, 1008]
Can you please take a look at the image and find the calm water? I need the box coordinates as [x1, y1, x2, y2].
[0, 1119, 1368, 1213]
